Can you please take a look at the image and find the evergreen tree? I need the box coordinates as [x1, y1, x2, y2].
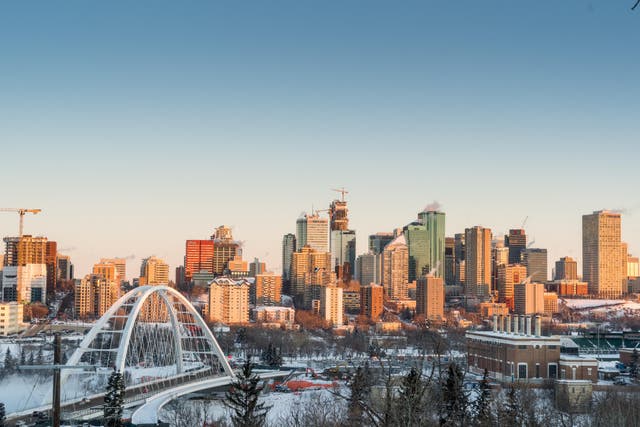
[104, 370, 125, 427]
[0, 402, 5, 427]
[440, 362, 468, 426]
[473, 369, 492, 427]
[347, 364, 371, 426]
[27, 351, 34, 366]
[3, 349, 15, 372]
[224, 360, 271, 427]
[630, 349, 639, 379]
[397, 366, 427, 426]
[19, 347, 26, 367]
[498, 385, 519, 427]
[36, 347, 44, 365]
[261, 344, 282, 368]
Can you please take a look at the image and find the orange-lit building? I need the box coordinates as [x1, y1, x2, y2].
[360, 284, 384, 321]
[185, 240, 214, 282]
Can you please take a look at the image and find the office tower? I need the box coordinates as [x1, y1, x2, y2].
[418, 209, 446, 278]
[249, 258, 266, 277]
[330, 229, 356, 279]
[56, 254, 73, 281]
[296, 214, 328, 253]
[357, 252, 381, 286]
[282, 233, 296, 288]
[505, 229, 527, 265]
[184, 239, 214, 282]
[464, 226, 492, 296]
[207, 278, 250, 324]
[2, 264, 47, 303]
[416, 274, 444, 321]
[227, 255, 249, 278]
[330, 199, 349, 231]
[175, 266, 185, 289]
[543, 292, 559, 315]
[444, 237, 456, 285]
[254, 272, 282, 305]
[3, 235, 47, 267]
[99, 258, 127, 283]
[212, 225, 240, 275]
[491, 240, 509, 293]
[382, 234, 409, 300]
[45, 241, 57, 294]
[582, 211, 626, 298]
[320, 284, 343, 327]
[360, 284, 384, 321]
[290, 246, 332, 306]
[92, 262, 118, 283]
[403, 222, 428, 282]
[497, 264, 527, 310]
[622, 242, 629, 290]
[454, 233, 466, 285]
[75, 274, 120, 318]
[514, 282, 545, 315]
[139, 256, 169, 285]
[628, 255, 639, 279]
[554, 256, 578, 280]
[368, 232, 394, 255]
[522, 248, 548, 283]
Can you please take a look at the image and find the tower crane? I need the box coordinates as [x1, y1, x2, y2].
[0, 208, 42, 237]
[331, 187, 349, 202]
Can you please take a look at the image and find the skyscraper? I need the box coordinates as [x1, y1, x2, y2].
[356, 252, 381, 286]
[382, 234, 409, 300]
[454, 233, 466, 285]
[99, 258, 127, 284]
[45, 241, 57, 295]
[320, 285, 343, 327]
[497, 264, 527, 310]
[418, 210, 446, 278]
[514, 282, 545, 315]
[184, 239, 214, 282]
[554, 256, 578, 280]
[491, 239, 509, 293]
[212, 225, 241, 275]
[290, 246, 333, 306]
[464, 226, 492, 296]
[330, 229, 356, 279]
[368, 232, 394, 255]
[583, 210, 624, 297]
[403, 222, 428, 282]
[139, 256, 170, 285]
[56, 254, 73, 281]
[281, 233, 296, 290]
[329, 199, 349, 231]
[444, 237, 456, 286]
[505, 229, 527, 265]
[74, 274, 119, 318]
[296, 214, 328, 253]
[207, 278, 250, 324]
[416, 274, 444, 321]
[522, 248, 548, 283]
[254, 272, 282, 305]
[360, 284, 384, 321]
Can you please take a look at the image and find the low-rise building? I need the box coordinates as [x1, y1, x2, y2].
[544, 292, 559, 314]
[0, 302, 27, 336]
[478, 302, 509, 318]
[252, 306, 295, 329]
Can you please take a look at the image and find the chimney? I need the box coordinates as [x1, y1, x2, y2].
[501, 315, 506, 333]
[493, 314, 498, 332]
[520, 315, 526, 335]
[535, 315, 542, 336]
[506, 315, 512, 334]
[526, 315, 532, 336]
[513, 315, 519, 334]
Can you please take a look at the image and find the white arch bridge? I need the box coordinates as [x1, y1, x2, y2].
[9, 285, 288, 424]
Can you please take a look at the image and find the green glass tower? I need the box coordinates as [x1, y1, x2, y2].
[418, 210, 446, 279]
[403, 222, 429, 282]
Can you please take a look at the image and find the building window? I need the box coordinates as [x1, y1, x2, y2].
[518, 363, 528, 379]
[548, 364, 558, 379]
[536, 364, 540, 378]
[587, 368, 592, 376]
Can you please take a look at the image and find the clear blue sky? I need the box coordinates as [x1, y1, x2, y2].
[1, 1, 638, 279]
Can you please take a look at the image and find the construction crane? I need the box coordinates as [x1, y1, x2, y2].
[331, 187, 349, 202]
[0, 208, 42, 237]
[521, 216, 528, 229]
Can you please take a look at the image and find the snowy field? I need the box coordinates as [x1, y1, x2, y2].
[563, 299, 640, 317]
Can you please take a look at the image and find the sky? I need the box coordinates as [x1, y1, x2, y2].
[1, 1, 639, 280]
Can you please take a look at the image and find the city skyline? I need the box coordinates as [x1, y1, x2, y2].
[1, 1, 638, 278]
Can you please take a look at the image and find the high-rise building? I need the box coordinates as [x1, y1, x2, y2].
[554, 256, 578, 281]
[368, 232, 394, 255]
[320, 285, 343, 327]
[628, 255, 640, 279]
[382, 234, 409, 300]
[2, 264, 47, 303]
[583, 210, 623, 298]
[139, 256, 169, 285]
[497, 264, 527, 310]
[329, 199, 349, 231]
[212, 225, 241, 275]
[3, 235, 47, 267]
[207, 278, 250, 324]
[505, 229, 527, 265]
[403, 222, 428, 282]
[227, 255, 249, 278]
[464, 226, 492, 296]
[254, 272, 282, 305]
[296, 214, 328, 253]
[175, 266, 185, 289]
[249, 258, 266, 277]
[356, 252, 381, 286]
[444, 237, 456, 286]
[92, 262, 118, 283]
[290, 246, 333, 306]
[454, 233, 466, 285]
[418, 210, 446, 278]
[184, 239, 214, 282]
[45, 241, 57, 294]
[56, 254, 73, 281]
[514, 282, 545, 315]
[522, 248, 548, 283]
[74, 274, 120, 318]
[282, 234, 296, 286]
[360, 284, 384, 321]
[99, 258, 127, 283]
[491, 239, 509, 293]
[330, 229, 356, 279]
[416, 274, 444, 321]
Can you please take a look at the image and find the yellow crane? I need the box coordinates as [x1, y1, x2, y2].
[0, 208, 42, 237]
[331, 187, 349, 202]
